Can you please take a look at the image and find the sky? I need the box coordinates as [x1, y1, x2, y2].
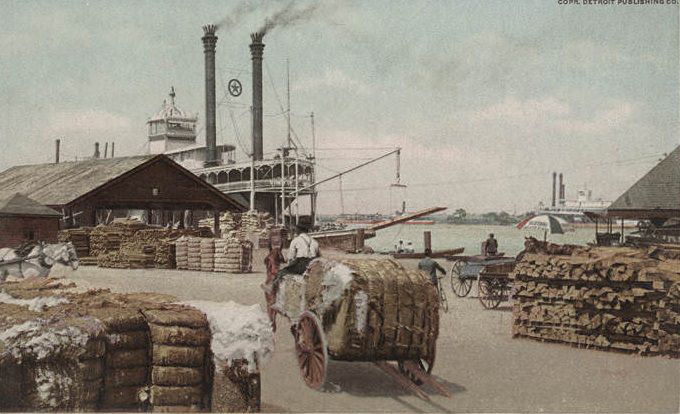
[0, 0, 678, 215]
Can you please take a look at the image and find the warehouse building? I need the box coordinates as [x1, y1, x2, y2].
[0, 154, 245, 234]
[0, 193, 61, 246]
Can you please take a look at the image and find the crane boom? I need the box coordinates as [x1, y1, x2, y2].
[296, 148, 401, 194]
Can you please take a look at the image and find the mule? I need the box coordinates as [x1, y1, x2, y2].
[0, 242, 79, 281]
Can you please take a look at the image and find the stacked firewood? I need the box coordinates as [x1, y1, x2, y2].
[512, 246, 680, 355]
[90, 227, 123, 257]
[57, 228, 91, 257]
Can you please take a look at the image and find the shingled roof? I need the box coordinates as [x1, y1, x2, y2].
[0, 156, 154, 207]
[608, 146, 680, 217]
[0, 193, 61, 217]
[0, 155, 244, 211]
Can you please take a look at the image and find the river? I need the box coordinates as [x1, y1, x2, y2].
[364, 223, 596, 256]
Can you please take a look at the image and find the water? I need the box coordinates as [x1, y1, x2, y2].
[365, 223, 596, 256]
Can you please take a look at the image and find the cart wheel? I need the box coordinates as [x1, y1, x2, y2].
[449, 260, 472, 297]
[478, 278, 505, 309]
[294, 311, 328, 389]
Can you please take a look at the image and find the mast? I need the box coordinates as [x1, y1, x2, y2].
[250, 106, 255, 212]
[310, 112, 317, 227]
[286, 59, 292, 149]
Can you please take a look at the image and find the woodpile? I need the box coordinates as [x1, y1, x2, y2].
[512, 245, 680, 356]
[57, 228, 91, 257]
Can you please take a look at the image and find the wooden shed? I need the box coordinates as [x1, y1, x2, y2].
[0, 193, 61, 247]
[607, 145, 680, 221]
[0, 155, 245, 232]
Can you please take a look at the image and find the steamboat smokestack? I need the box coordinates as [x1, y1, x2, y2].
[55, 139, 60, 164]
[559, 173, 565, 205]
[202, 24, 218, 167]
[551, 172, 556, 208]
[94, 142, 100, 159]
[250, 32, 265, 161]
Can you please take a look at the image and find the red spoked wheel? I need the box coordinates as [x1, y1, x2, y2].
[293, 311, 328, 389]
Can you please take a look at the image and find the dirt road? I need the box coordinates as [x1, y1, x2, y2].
[55, 252, 680, 413]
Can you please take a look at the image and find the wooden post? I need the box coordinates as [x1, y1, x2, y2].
[621, 218, 624, 245]
[424, 231, 432, 253]
[355, 228, 365, 252]
[214, 209, 220, 238]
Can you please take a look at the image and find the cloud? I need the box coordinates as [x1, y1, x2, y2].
[294, 68, 373, 94]
[45, 110, 133, 134]
[468, 96, 635, 135]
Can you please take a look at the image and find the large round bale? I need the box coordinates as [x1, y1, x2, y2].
[295, 258, 439, 362]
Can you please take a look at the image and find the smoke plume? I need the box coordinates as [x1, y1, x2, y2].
[215, 0, 266, 30]
[259, 1, 321, 35]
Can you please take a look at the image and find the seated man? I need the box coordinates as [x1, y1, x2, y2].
[269, 224, 320, 292]
[485, 233, 498, 256]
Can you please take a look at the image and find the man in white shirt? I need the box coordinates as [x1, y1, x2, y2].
[268, 225, 321, 293]
[285, 226, 320, 274]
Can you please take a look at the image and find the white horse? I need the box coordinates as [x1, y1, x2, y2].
[0, 242, 79, 282]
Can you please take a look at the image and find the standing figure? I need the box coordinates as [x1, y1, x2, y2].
[263, 246, 285, 332]
[418, 248, 447, 287]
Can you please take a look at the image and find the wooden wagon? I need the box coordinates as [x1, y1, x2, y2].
[447, 255, 516, 309]
[271, 258, 450, 400]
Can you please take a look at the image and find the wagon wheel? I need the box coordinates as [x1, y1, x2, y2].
[449, 260, 472, 297]
[478, 277, 505, 309]
[397, 335, 436, 385]
[293, 311, 328, 389]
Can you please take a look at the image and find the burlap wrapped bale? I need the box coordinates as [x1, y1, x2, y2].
[151, 366, 204, 386]
[149, 385, 204, 406]
[278, 258, 439, 362]
[106, 348, 149, 369]
[105, 367, 149, 387]
[149, 324, 211, 347]
[143, 306, 209, 329]
[101, 385, 144, 408]
[151, 345, 206, 367]
[106, 330, 149, 350]
[152, 405, 204, 413]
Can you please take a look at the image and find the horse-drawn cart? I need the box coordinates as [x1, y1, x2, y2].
[447, 255, 516, 309]
[270, 258, 450, 400]
[0, 242, 79, 281]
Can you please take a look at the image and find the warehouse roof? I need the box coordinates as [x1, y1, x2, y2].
[0, 156, 154, 206]
[608, 146, 680, 217]
[0, 193, 61, 217]
[0, 155, 244, 211]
